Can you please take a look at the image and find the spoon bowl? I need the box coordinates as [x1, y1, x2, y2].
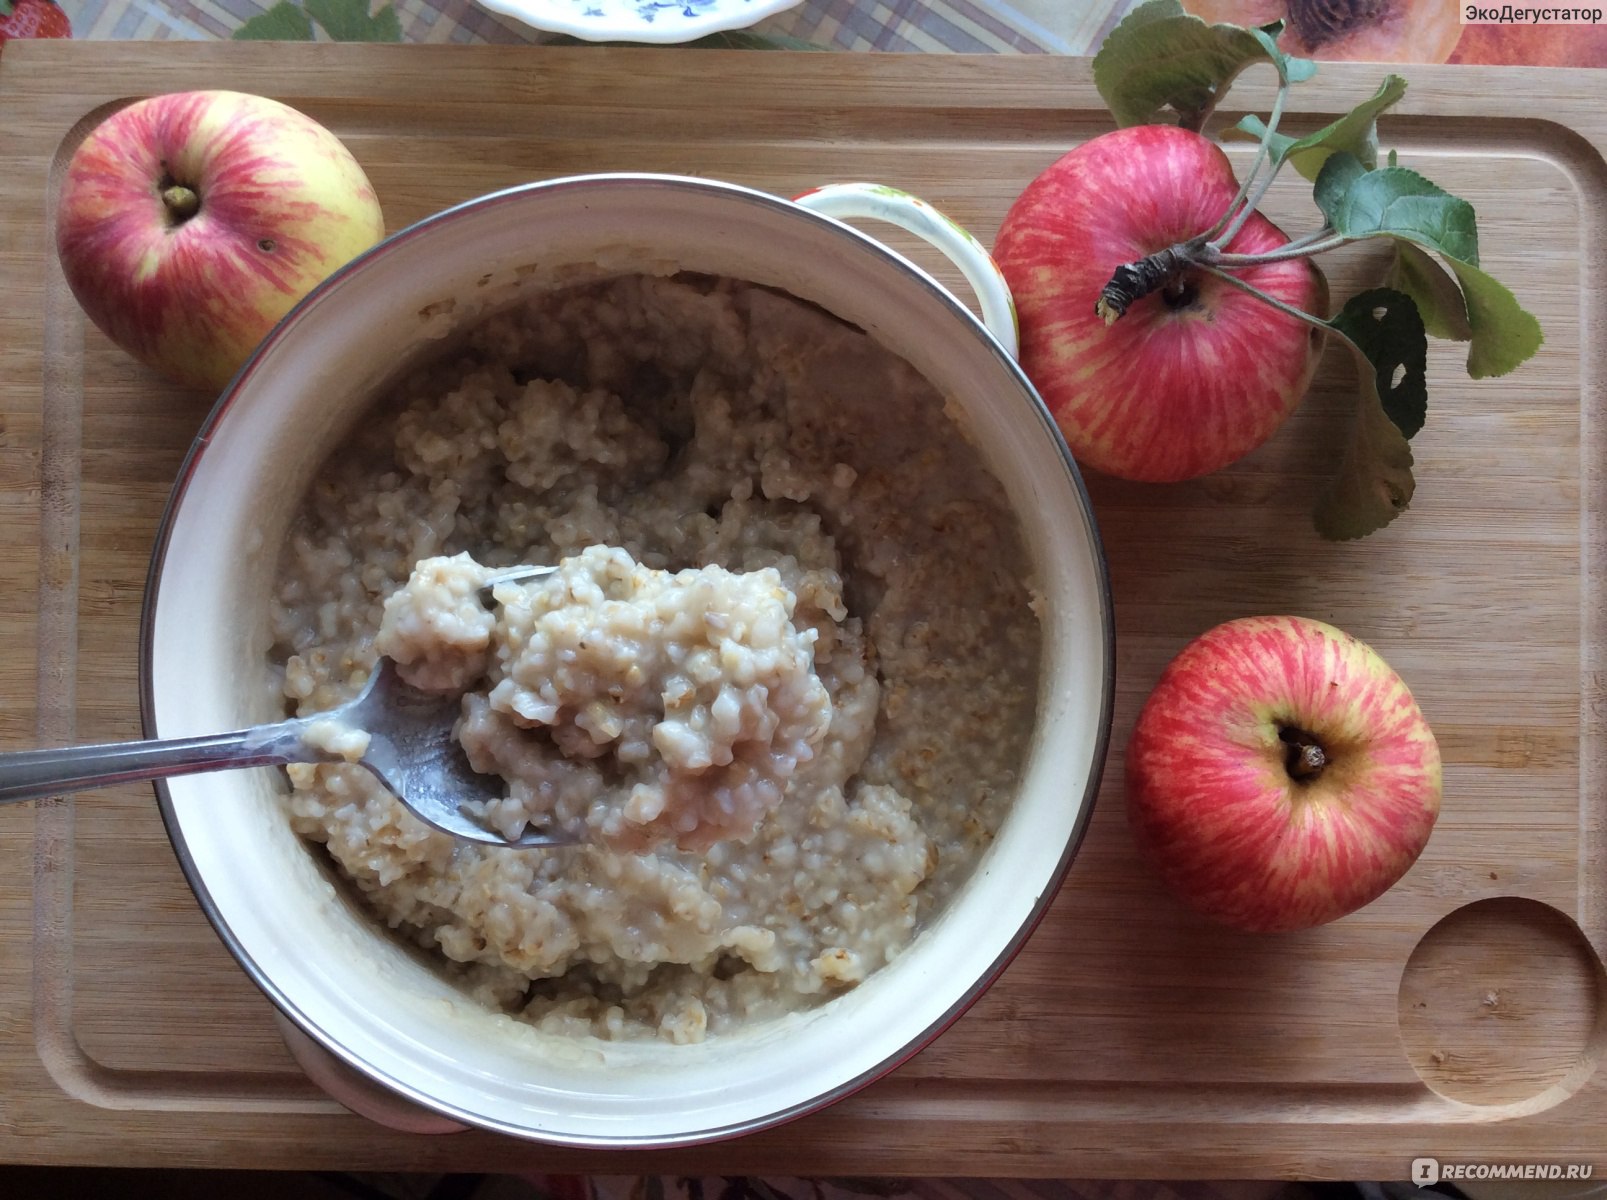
[0, 569, 568, 848]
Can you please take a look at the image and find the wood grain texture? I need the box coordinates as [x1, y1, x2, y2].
[1, 39, 1605, 1177]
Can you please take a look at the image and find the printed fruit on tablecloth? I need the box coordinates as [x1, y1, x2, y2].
[0, 0, 71, 46]
[1180, 0, 1463, 63]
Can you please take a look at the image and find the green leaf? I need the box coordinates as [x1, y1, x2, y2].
[1243, 24, 1314, 83]
[1234, 74, 1407, 182]
[1229, 115, 1297, 162]
[1285, 55, 1318, 82]
[1442, 257, 1544, 378]
[1315, 154, 1480, 265]
[1091, 0, 1281, 129]
[1317, 152, 1542, 376]
[303, 0, 400, 41]
[1291, 73, 1405, 177]
[1314, 288, 1426, 540]
[232, 0, 315, 39]
[1385, 241, 1471, 342]
[1329, 286, 1428, 438]
[1314, 374, 1417, 541]
[1313, 150, 1367, 228]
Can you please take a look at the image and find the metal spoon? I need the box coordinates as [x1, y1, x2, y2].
[0, 565, 565, 848]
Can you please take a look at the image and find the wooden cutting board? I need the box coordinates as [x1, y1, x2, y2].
[2, 40, 1605, 1178]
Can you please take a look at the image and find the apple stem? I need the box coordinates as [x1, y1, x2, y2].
[1214, 154, 1288, 250]
[1208, 235, 1348, 268]
[162, 185, 200, 224]
[1094, 232, 1340, 325]
[1281, 224, 1339, 253]
[1197, 74, 1291, 246]
[1198, 265, 1332, 336]
[1094, 244, 1192, 325]
[1279, 727, 1327, 781]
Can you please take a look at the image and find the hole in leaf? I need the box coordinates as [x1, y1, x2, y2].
[1372, 306, 1388, 321]
[258, 238, 277, 253]
[1391, 363, 1407, 390]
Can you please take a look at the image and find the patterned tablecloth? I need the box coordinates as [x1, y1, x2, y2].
[48, 0, 1607, 63]
[56, 0, 1107, 52]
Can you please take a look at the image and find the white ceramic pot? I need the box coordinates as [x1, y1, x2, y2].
[142, 174, 1114, 1147]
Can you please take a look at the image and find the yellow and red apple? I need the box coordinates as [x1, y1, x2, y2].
[993, 124, 1327, 483]
[1126, 615, 1442, 932]
[55, 90, 386, 392]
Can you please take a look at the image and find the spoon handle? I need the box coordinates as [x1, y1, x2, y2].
[0, 721, 311, 805]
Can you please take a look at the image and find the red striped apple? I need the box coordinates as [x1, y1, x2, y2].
[993, 124, 1327, 483]
[56, 90, 386, 392]
[1126, 615, 1441, 932]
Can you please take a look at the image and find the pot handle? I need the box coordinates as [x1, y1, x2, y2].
[792, 183, 1019, 361]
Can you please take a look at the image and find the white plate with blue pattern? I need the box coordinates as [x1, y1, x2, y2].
[476, 0, 805, 43]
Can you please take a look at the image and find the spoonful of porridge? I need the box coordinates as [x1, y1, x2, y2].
[0, 547, 835, 851]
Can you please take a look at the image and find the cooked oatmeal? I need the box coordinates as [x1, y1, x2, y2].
[270, 273, 1041, 1042]
[382, 546, 834, 853]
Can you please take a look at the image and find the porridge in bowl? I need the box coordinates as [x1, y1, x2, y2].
[269, 272, 1042, 1043]
[383, 547, 836, 853]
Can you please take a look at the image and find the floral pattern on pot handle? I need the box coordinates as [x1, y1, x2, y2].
[793, 183, 1020, 361]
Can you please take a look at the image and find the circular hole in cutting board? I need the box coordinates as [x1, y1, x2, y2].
[1397, 897, 1607, 1108]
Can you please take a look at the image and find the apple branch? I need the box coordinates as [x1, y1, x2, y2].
[1212, 142, 1288, 249]
[1094, 244, 1197, 324]
[1276, 224, 1337, 253]
[1098, 74, 1339, 324]
[1198, 264, 1331, 336]
[1075, 3, 1542, 539]
[1208, 235, 1346, 267]
[1197, 72, 1289, 245]
[1094, 231, 1339, 325]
